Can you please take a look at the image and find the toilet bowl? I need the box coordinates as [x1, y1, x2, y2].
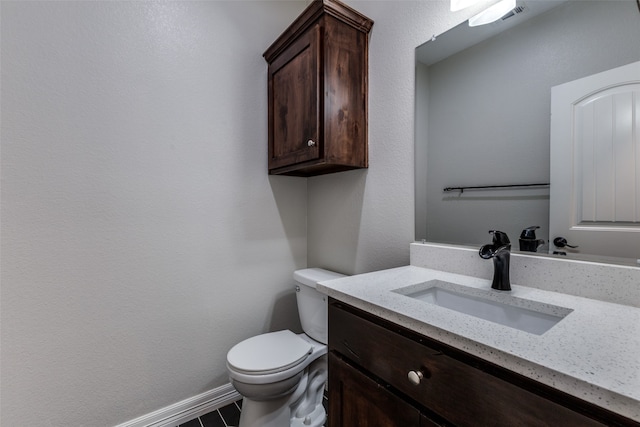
[226, 268, 344, 427]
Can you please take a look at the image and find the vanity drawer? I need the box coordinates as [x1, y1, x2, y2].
[328, 300, 606, 427]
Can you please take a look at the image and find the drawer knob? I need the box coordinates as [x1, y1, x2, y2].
[407, 370, 424, 385]
[307, 139, 316, 147]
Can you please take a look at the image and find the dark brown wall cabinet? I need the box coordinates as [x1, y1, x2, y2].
[328, 299, 639, 427]
[263, 0, 373, 176]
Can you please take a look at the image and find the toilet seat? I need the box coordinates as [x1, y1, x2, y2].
[227, 330, 312, 376]
[227, 332, 327, 386]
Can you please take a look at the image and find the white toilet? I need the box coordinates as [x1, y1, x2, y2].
[226, 268, 344, 427]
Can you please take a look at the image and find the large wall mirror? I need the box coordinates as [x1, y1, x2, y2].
[415, 0, 640, 265]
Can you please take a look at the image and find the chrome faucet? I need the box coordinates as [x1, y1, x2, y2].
[479, 230, 511, 291]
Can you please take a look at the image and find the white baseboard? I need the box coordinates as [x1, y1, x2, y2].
[114, 383, 241, 427]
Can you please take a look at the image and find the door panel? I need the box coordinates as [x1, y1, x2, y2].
[328, 353, 421, 427]
[268, 25, 320, 169]
[550, 61, 640, 261]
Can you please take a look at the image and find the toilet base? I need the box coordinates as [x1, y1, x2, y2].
[238, 357, 327, 427]
[291, 401, 325, 427]
[239, 395, 292, 427]
[238, 396, 325, 427]
[239, 396, 326, 427]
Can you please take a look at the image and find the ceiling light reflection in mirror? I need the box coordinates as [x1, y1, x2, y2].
[469, 0, 516, 27]
[451, 0, 482, 12]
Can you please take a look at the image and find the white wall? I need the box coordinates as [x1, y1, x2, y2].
[1, 1, 307, 425]
[308, 0, 484, 274]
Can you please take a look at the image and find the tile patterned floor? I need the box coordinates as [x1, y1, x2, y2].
[178, 400, 241, 427]
[179, 393, 328, 427]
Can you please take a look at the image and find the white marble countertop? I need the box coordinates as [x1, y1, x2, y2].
[317, 265, 640, 421]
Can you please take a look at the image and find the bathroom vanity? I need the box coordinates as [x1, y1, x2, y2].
[319, 244, 640, 426]
[328, 300, 632, 426]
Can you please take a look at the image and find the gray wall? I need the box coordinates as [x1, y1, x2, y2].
[1, 2, 307, 425]
[419, 1, 640, 247]
[308, 0, 478, 273]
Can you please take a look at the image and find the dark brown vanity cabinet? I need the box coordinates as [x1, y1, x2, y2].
[329, 353, 427, 426]
[328, 299, 638, 427]
[263, 0, 373, 176]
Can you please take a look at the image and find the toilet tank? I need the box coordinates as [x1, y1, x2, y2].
[294, 268, 345, 344]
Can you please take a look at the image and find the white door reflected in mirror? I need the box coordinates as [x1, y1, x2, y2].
[550, 60, 640, 263]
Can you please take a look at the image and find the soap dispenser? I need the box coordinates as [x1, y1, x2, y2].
[519, 226, 545, 252]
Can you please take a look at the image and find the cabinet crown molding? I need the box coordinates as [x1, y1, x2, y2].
[263, 0, 373, 62]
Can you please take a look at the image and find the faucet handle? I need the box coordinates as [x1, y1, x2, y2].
[489, 230, 510, 246]
[553, 237, 578, 249]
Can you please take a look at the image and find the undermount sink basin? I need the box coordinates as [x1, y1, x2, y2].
[393, 280, 573, 335]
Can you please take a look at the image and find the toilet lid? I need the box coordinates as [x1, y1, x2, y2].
[227, 330, 312, 375]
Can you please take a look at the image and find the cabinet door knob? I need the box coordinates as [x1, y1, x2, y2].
[307, 139, 316, 147]
[407, 370, 424, 385]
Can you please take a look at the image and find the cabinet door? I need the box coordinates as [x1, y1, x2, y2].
[328, 353, 421, 427]
[268, 25, 321, 171]
[421, 414, 445, 427]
